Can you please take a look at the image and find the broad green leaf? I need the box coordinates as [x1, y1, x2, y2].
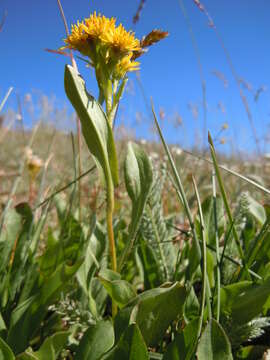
[0, 337, 15, 360]
[101, 324, 149, 360]
[75, 320, 114, 360]
[17, 331, 69, 360]
[64, 65, 118, 187]
[98, 269, 121, 282]
[115, 282, 187, 347]
[77, 222, 106, 318]
[79, 224, 110, 318]
[99, 276, 136, 309]
[119, 142, 153, 268]
[196, 319, 233, 360]
[218, 279, 270, 324]
[163, 318, 199, 360]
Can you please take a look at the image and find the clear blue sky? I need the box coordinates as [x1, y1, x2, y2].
[1, 0, 270, 153]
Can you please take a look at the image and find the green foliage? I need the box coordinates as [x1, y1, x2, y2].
[119, 142, 153, 268]
[17, 332, 69, 360]
[163, 319, 199, 360]
[101, 324, 149, 360]
[0, 337, 15, 360]
[115, 282, 187, 347]
[196, 319, 233, 360]
[2, 57, 270, 359]
[98, 271, 136, 309]
[74, 320, 114, 360]
[138, 165, 177, 286]
[64, 65, 119, 188]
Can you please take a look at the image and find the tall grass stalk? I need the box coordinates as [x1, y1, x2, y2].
[0, 86, 13, 113]
[212, 170, 221, 322]
[152, 102, 212, 322]
[152, 103, 201, 259]
[208, 132, 245, 262]
[192, 176, 212, 336]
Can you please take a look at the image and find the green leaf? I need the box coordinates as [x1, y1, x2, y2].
[115, 282, 187, 347]
[76, 222, 107, 318]
[138, 166, 177, 284]
[196, 319, 233, 360]
[64, 65, 118, 187]
[99, 276, 136, 309]
[163, 318, 199, 360]
[218, 279, 270, 324]
[75, 320, 114, 360]
[101, 324, 149, 360]
[17, 331, 69, 360]
[119, 142, 153, 268]
[0, 337, 15, 360]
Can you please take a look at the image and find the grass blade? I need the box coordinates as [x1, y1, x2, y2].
[152, 102, 201, 261]
[208, 132, 245, 264]
[0, 87, 13, 113]
[192, 176, 212, 338]
[212, 170, 221, 322]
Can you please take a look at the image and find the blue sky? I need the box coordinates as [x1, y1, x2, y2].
[1, 0, 270, 153]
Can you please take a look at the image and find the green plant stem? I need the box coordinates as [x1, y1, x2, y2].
[212, 170, 221, 323]
[192, 176, 212, 339]
[106, 191, 117, 318]
[208, 133, 245, 264]
[107, 196, 117, 271]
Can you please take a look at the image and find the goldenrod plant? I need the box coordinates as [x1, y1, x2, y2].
[64, 12, 167, 316]
[2, 7, 270, 360]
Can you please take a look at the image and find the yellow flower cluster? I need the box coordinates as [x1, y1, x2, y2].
[64, 12, 140, 79]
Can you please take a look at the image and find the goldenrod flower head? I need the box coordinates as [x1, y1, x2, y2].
[114, 53, 140, 79]
[63, 12, 142, 82]
[102, 24, 141, 54]
[64, 21, 90, 56]
[83, 12, 116, 41]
